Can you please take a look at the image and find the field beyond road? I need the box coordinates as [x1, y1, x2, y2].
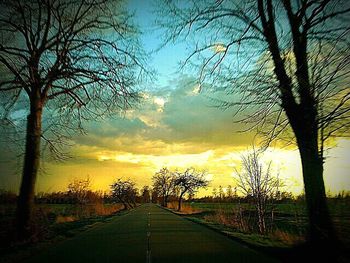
[19, 203, 278, 263]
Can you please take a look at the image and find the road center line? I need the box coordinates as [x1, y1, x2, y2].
[146, 209, 151, 263]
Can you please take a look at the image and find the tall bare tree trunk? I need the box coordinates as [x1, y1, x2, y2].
[283, 95, 337, 257]
[178, 193, 184, 211]
[297, 133, 336, 247]
[16, 97, 42, 239]
[163, 195, 167, 207]
[256, 200, 266, 234]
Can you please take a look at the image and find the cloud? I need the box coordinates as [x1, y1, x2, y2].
[2, 75, 349, 196]
[159, 81, 251, 145]
[69, 76, 255, 157]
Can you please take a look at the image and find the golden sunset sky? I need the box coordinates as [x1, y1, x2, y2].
[1, 77, 349, 197]
[30, 86, 350, 196]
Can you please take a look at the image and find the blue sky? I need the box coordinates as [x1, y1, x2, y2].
[128, 0, 188, 88]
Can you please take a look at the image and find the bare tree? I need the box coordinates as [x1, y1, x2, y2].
[218, 185, 225, 201]
[157, 0, 350, 248]
[0, 0, 146, 237]
[226, 185, 234, 201]
[174, 168, 209, 211]
[151, 187, 159, 204]
[110, 178, 137, 210]
[140, 185, 151, 203]
[152, 167, 175, 207]
[212, 187, 218, 200]
[67, 176, 91, 205]
[235, 149, 280, 234]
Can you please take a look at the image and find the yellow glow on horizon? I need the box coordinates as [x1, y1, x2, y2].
[33, 139, 350, 198]
[96, 150, 215, 169]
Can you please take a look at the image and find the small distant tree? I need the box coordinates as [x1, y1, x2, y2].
[152, 168, 175, 207]
[67, 176, 91, 205]
[151, 188, 159, 204]
[226, 185, 233, 201]
[141, 186, 151, 203]
[218, 185, 225, 201]
[110, 179, 137, 210]
[279, 191, 294, 203]
[235, 149, 281, 234]
[173, 168, 209, 211]
[212, 187, 217, 200]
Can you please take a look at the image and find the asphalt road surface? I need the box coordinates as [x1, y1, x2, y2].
[23, 204, 279, 263]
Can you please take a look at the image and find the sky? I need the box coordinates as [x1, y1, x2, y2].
[0, 0, 349, 197]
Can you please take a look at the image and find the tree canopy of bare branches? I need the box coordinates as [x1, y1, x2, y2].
[67, 176, 91, 205]
[0, 0, 146, 238]
[157, 0, 350, 250]
[110, 178, 137, 210]
[152, 167, 176, 207]
[174, 168, 209, 211]
[152, 167, 209, 210]
[235, 149, 281, 234]
[140, 186, 151, 203]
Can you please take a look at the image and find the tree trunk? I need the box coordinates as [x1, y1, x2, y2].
[165, 195, 168, 207]
[162, 195, 167, 207]
[16, 99, 43, 239]
[178, 193, 184, 211]
[256, 200, 266, 234]
[297, 137, 336, 248]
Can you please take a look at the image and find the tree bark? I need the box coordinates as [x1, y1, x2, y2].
[297, 133, 336, 248]
[256, 200, 266, 234]
[258, 0, 337, 247]
[162, 195, 167, 207]
[164, 195, 168, 207]
[16, 98, 43, 239]
[178, 193, 184, 211]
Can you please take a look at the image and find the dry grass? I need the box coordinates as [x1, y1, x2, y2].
[201, 207, 305, 247]
[54, 204, 123, 223]
[270, 229, 305, 245]
[55, 215, 77, 223]
[167, 201, 202, 214]
[72, 203, 124, 218]
[92, 203, 124, 216]
[203, 207, 253, 233]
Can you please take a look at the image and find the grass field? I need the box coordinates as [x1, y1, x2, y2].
[187, 200, 350, 216]
[173, 200, 350, 250]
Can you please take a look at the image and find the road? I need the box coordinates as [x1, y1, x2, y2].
[23, 204, 279, 263]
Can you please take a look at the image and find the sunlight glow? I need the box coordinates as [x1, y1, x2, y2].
[213, 43, 226, 53]
[97, 150, 214, 169]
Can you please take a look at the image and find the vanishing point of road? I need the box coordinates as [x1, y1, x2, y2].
[24, 204, 279, 263]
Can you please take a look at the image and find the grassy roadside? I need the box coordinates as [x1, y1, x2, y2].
[0, 207, 134, 263]
[164, 207, 287, 249]
[165, 203, 350, 263]
[182, 214, 291, 260]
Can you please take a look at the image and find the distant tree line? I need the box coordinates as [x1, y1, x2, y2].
[0, 178, 152, 206]
[192, 189, 297, 204]
[1, 177, 348, 207]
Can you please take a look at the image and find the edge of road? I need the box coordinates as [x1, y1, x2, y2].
[159, 205, 287, 262]
[0, 206, 141, 263]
